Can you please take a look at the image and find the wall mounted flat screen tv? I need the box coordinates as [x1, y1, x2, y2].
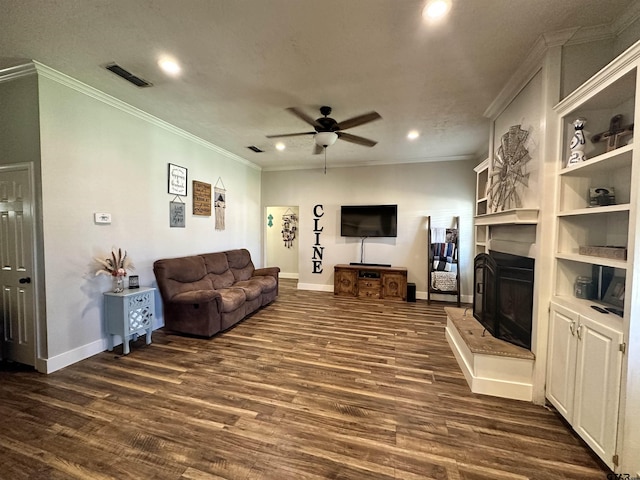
[341, 205, 397, 237]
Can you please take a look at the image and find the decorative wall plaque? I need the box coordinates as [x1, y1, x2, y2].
[192, 180, 211, 216]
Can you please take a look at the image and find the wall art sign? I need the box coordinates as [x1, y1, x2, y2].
[214, 177, 226, 230]
[169, 200, 185, 227]
[168, 163, 188, 196]
[311, 204, 324, 274]
[192, 180, 212, 216]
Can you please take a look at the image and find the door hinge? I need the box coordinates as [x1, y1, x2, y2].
[620, 343, 626, 354]
[612, 453, 619, 466]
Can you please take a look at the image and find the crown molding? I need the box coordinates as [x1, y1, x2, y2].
[261, 154, 476, 172]
[0, 62, 37, 84]
[612, 0, 640, 36]
[483, 28, 577, 120]
[31, 61, 261, 171]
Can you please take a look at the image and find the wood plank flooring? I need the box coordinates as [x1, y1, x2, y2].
[0, 279, 610, 479]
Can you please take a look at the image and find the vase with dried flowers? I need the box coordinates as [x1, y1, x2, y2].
[95, 248, 133, 293]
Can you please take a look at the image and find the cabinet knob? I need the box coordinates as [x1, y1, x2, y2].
[19, 277, 31, 284]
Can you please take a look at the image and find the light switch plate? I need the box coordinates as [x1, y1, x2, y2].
[94, 212, 112, 224]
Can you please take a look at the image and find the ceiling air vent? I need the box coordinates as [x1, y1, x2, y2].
[247, 146, 264, 153]
[105, 63, 153, 87]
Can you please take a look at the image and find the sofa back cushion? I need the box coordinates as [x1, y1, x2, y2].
[153, 256, 212, 301]
[225, 249, 255, 282]
[201, 252, 235, 289]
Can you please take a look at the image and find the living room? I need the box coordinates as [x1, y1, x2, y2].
[1, 0, 640, 477]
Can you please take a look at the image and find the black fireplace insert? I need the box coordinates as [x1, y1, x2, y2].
[473, 251, 534, 350]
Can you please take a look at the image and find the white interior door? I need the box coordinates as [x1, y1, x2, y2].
[0, 165, 36, 366]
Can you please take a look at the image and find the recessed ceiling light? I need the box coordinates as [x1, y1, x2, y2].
[275, 142, 286, 151]
[408, 130, 420, 140]
[158, 57, 181, 76]
[422, 0, 451, 20]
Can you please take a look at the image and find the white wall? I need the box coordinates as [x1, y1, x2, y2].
[35, 70, 262, 368]
[262, 160, 477, 298]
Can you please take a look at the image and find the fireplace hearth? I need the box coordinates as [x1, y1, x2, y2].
[473, 251, 534, 350]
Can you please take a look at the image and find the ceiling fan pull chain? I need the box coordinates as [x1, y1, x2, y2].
[324, 148, 327, 175]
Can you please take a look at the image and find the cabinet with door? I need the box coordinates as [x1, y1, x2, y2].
[546, 300, 623, 469]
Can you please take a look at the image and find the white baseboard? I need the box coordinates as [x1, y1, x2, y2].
[42, 338, 109, 373]
[279, 272, 299, 279]
[297, 283, 334, 292]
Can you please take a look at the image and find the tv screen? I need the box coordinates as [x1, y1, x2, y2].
[341, 205, 397, 237]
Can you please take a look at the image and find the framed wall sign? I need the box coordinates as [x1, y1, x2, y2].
[170, 200, 186, 227]
[168, 163, 188, 196]
[193, 180, 212, 216]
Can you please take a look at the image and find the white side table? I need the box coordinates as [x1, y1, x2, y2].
[104, 287, 155, 355]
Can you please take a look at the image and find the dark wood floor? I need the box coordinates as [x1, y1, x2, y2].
[0, 279, 609, 479]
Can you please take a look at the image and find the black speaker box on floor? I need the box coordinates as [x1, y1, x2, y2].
[407, 283, 416, 302]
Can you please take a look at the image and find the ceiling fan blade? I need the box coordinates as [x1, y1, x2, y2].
[313, 143, 324, 155]
[336, 111, 381, 130]
[286, 107, 322, 128]
[266, 131, 315, 139]
[337, 132, 377, 147]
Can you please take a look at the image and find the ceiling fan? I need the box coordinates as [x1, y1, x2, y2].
[266, 106, 382, 154]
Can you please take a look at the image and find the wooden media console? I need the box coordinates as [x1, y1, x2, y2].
[334, 264, 407, 301]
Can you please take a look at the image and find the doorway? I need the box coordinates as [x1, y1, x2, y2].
[0, 164, 38, 368]
[265, 206, 299, 280]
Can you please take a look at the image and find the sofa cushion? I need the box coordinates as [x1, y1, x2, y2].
[201, 252, 236, 289]
[225, 248, 255, 282]
[233, 279, 263, 301]
[248, 275, 277, 293]
[217, 288, 246, 313]
[153, 256, 213, 301]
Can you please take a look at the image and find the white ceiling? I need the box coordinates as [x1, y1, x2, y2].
[0, 0, 636, 171]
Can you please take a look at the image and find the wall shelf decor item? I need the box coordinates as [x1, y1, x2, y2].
[567, 117, 588, 167]
[168, 163, 187, 196]
[281, 208, 298, 248]
[192, 180, 212, 216]
[487, 125, 531, 211]
[169, 196, 185, 228]
[591, 114, 633, 152]
[214, 177, 226, 230]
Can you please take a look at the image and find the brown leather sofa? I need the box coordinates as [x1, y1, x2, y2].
[153, 249, 279, 337]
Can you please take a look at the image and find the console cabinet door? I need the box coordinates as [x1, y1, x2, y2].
[546, 303, 578, 421]
[334, 269, 357, 296]
[382, 273, 406, 300]
[573, 315, 623, 465]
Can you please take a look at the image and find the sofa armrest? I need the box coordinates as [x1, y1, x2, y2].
[170, 290, 221, 304]
[254, 266, 280, 278]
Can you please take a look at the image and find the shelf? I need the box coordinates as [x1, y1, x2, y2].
[477, 196, 488, 203]
[555, 252, 628, 270]
[475, 208, 539, 225]
[558, 203, 631, 216]
[560, 144, 632, 176]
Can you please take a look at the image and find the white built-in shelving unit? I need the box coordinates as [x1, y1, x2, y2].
[546, 43, 639, 472]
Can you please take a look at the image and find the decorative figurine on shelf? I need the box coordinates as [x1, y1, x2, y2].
[567, 117, 588, 167]
[591, 114, 634, 152]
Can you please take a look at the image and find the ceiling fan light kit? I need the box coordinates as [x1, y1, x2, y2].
[314, 131, 338, 147]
